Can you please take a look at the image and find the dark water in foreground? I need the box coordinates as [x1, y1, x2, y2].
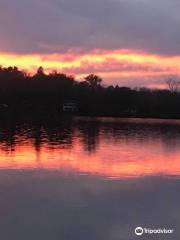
[0, 117, 180, 239]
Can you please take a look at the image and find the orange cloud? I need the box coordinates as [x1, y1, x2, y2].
[1, 49, 180, 85]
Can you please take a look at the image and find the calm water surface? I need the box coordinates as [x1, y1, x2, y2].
[0, 117, 180, 239]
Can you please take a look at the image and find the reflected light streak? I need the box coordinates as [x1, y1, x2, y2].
[0, 138, 180, 179]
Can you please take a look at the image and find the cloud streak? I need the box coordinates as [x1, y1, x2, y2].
[0, 49, 180, 87]
[0, 0, 180, 55]
[1, 0, 180, 87]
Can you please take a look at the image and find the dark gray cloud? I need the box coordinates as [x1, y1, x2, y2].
[0, 0, 180, 55]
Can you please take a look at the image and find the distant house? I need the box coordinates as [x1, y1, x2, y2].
[63, 102, 78, 113]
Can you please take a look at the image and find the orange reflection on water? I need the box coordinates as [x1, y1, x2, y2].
[0, 136, 180, 179]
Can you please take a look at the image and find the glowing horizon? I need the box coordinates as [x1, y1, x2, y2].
[1, 49, 180, 87]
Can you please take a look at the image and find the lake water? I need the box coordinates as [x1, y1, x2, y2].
[0, 117, 180, 239]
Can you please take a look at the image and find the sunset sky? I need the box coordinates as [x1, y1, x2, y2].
[1, 0, 180, 87]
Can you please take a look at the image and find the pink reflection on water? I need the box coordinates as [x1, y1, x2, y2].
[0, 131, 180, 179]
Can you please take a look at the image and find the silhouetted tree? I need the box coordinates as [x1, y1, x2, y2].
[166, 77, 180, 93]
[0, 65, 180, 119]
[37, 66, 45, 76]
[85, 74, 102, 89]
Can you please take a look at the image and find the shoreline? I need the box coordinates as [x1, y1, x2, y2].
[1, 109, 180, 122]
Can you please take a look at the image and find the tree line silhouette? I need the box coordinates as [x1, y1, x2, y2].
[0, 66, 180, 119]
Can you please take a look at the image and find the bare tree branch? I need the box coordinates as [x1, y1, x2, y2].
[166, 77, 180, 93]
